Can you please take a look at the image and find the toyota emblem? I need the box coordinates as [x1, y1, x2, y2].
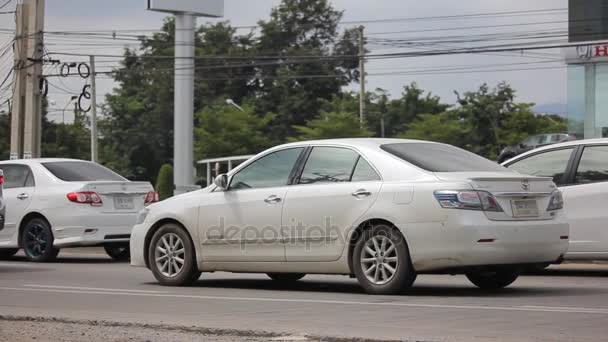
[522, 179, 530, 191]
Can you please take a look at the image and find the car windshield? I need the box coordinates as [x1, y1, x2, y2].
[381, 143, 508, 172]
[42, 161, 126, 182]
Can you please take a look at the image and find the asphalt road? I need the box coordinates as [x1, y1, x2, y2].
[1, 249, 608, 342]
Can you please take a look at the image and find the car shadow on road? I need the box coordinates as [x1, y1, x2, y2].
[179, 277, 608, 298]
[525, 268, 608, 278]
[3, 255, 122, 264]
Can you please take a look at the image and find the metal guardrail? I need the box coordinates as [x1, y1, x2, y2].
[197, 155, 254, 186]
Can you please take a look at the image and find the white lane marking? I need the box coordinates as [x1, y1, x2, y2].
[520, 305, 608, 313]
[24, 284, 167, 294]
[2, 286, 608, 315]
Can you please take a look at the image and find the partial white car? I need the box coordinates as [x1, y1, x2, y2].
[503, 138, 608, 262]
[0, 159, 157, 262]
[0, 169, 5, 232]
[131, 139, 568, 295]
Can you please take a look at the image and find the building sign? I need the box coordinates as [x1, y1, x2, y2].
[569, 0, 608, 43]
[564, 44, 608, 64]
[147, 0, 223, 17]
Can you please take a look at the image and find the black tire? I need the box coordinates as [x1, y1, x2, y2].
[21, 218, 59, 262]
[0, 248, 19, 259]
[267, 273, 306, 282]
[466, 269, 520, 289]
[148, 223, 201, 286]
[104, 245, 130, 261]
[352, 224, 417, 295]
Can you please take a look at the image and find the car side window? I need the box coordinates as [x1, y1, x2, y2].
[1, 165, 34, 189]
[575, 145, 608, 184]
[229, 148, 304, 190]
[351, 157, 381, 182]
[506, 148, 574, 185]
[299, 147, 359, 184]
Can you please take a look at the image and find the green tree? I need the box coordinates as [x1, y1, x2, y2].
[289, 111, 373, 141]
[253, 0, 359, 141]
[399, 111, 471, 147]
[0, 112, 9, 160]
[155, 164, 174, 200]
[194, 104, 273, 160]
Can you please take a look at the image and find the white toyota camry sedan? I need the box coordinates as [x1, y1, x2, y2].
[0, 159, 157, 262]
[131, 139, 568, 295]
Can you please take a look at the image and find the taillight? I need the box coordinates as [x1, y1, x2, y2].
[434, 190, 503, 212]
[0, 175, 4, 184]
[547, 190, 564, 211]
[145, 191, 159, 204]
[67, 192, 103, 206]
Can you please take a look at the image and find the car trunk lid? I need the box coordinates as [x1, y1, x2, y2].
[435, 172, 557, 221]
[76, 181, 153, 213]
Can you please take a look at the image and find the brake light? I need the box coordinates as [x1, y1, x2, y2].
[547, 190, 564, 211]
[0, 175, 4, 185]
[145, 191, 159, 204]
[67, 192, 103, 206]
[434, 190, 503, 212]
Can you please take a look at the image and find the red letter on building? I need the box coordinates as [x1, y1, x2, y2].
[595, 45, 608, 57]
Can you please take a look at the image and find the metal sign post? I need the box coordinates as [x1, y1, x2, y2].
[148, 0, 224, 194]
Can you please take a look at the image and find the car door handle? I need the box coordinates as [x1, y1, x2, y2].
[17, 193, 29, 200]
[264, 195, 282, 204]
[351, 189, 372, 198]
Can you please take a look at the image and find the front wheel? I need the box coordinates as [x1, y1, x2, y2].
[104, 245, 130, 261]
[466, 269, 520, 289]
[21, 218, 59, 262]
[352, 224, 417, 295]
[267, 273, 306, 282]
[148, 224, 201, 286]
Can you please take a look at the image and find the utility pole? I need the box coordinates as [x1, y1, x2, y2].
[358, 25, 366, 126]
[11, 0, 45, 159]
[89, 55, 98, 163]
[10, 2, 29, 160]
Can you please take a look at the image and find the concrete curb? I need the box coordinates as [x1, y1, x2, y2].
[0, 315, 420, 342]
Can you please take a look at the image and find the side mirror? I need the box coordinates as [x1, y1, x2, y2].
[214, 174, 229, 190]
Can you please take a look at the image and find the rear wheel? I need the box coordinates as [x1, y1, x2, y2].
[466, 269, 520, 289]
[104, 245, 130, 261]
[267, 273, 306, 282]
[0, 248, 19, 259]
[352, 224, 417, 295]
[148, 224, 201, 286]
[21, 218, 59, 262]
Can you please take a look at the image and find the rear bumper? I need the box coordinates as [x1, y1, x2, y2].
[52, 225, 132, 248]
[406, 212, 569, 272]
[50, 212, 138, 248]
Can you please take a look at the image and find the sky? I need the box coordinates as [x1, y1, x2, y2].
[0, 0, 571, 122]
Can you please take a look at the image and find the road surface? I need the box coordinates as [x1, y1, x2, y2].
[1, 249, 607, 341]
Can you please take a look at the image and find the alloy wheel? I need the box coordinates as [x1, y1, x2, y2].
[360, 235, 398, 285]
[24, 224, 49, 257]
[154, 233, 186, 278]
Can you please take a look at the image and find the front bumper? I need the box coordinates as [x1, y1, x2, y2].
[130, 223, 147, 268]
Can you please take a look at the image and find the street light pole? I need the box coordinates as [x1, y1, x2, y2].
[226, 98, 245, 112]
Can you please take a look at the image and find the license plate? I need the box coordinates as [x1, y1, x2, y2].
[511, 199, 539, 217]
[114, 196, 134, 210]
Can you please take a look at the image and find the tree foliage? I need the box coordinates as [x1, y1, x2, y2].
[289, 111, 373, 141]
[155, 164, 174, 200]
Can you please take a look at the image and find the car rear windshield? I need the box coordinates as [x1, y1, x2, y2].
[381, 143, 507, 172]
[42, 162, 126, 182]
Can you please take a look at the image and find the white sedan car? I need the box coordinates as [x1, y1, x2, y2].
[131, 139, 568, 295]
[503, 138, 608, 262]
[0, 159, 157, 262]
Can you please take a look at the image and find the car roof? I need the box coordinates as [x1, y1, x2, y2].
[275, 138, 441, 150]
[0, 158, 90, 165]
[504, 138, 608, 163]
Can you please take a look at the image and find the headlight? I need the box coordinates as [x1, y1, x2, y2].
[135, 208, 150, 225]
[547, 190, 564, 211]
